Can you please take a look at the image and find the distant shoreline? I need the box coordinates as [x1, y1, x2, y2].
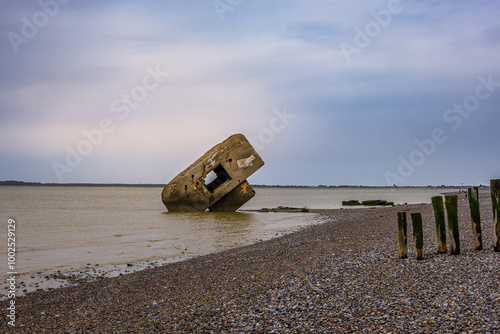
[0, 181, 164, 188]
[0, 180, 488, 189]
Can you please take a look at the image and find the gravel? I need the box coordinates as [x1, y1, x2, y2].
[1, 192, 499, 333]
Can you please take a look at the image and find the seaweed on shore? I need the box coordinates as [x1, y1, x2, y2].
[342, 200, 361, 206]
[342, 199, 394, 206]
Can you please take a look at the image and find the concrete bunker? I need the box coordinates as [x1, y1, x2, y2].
[162, 134, 264, 212]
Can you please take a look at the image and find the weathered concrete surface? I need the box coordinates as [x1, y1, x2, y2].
[162, 134, 264, 212]
[209, 180, 255, 212]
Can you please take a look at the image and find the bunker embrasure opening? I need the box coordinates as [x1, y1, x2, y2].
[204, 165, 231, 192]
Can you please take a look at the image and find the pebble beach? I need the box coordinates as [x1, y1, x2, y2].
[2, 192, 499, 333]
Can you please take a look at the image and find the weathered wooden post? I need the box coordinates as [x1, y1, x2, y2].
[468, 187, 483, 250]
[397, 212, 408, 259]
[411, 213, 424, 260]
[445, 195, 460, 255]
[491, 179, 500, 252]
[431, 196, 447, 254]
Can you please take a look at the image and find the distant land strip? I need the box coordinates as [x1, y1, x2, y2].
[0, 180, 488, 189]
[0, 180, 164, 188]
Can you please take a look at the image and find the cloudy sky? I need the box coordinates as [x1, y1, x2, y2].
[1, 0, 499, 186]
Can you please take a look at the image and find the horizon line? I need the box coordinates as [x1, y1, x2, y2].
[0, 180, 490, 188]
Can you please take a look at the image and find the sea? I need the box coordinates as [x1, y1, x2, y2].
[0, 186, 449, 297]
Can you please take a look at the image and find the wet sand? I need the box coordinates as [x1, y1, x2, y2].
[2, 193, 499, 332]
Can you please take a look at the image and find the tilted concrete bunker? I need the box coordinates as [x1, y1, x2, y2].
[162, 134, 264, 212]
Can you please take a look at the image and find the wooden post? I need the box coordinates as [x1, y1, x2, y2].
[491, 179, 500, 252]
[431, 196, 447, 254]
[468, 187, 483, 250]
[445, 195, 460, 255]
[411, 213, 424, 260]
[397, 212, 408, 259]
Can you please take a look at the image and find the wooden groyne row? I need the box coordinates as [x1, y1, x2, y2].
[398, 179, 500, 260]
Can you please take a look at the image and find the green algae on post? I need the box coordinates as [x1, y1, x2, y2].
[397, 212, 408, 259]
[445, 195, 460, 255]
[468, 187, 483, 250]
[431, 196, 447, 254]
[411, 212, 424, 260]
[491, 179, 500, 252]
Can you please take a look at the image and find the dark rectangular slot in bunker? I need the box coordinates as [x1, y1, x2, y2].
[204, 165, 231, 193]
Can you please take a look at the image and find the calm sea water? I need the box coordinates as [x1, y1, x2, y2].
[0, 186, 447, 294]
[242, 186, 446, 210]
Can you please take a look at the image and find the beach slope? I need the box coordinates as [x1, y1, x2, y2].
[2, 196, 499, 332]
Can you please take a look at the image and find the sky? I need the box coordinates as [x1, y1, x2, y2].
[1, 0, 499, 186]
